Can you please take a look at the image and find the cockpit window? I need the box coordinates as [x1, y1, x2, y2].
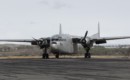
[52, 38, 66, 41]
[52, 35, 67, 41]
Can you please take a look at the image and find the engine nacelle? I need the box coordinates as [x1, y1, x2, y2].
[95, 39, 107, 44]
[31, 41, 38, 45]
[72, 38, 81, 43]
[31, 39, 50, 49]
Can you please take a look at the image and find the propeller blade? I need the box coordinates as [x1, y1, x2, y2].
[83, 31, 88, 39]
[32, 37, 39, 41]
[32, 37, 42, 45]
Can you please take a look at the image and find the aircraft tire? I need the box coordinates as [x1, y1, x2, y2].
[46, 54, 49, 59]
[42, 54, 49, 59]
[85, 53, 91, 58]
[55, 54, 59, 58]
[42, 54, 46, 59]
[88, 53, 91, 58]
[85, 53, 88, 58]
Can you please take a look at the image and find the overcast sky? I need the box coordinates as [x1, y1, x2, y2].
[0, 0, 130, 44]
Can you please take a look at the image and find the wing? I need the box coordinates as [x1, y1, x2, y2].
[91, 36, 130, 44]
[72, 35, 130, 44]
[97, 36, 130, 40]
[0, 39, 34, 42]
[0, 38, 51, 49]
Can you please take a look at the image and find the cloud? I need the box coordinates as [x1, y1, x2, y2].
[53, 1, 68, 9]
[40, 0, 70, 9]
[30, 21, 36, 24]
[40, 0, 49, 5]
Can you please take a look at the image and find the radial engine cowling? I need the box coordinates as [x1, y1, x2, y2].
[31, 41, 38, 45]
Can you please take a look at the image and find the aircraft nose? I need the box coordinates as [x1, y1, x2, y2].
[51, 43, 58, 50]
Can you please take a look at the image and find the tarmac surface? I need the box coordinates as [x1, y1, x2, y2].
[0, 58, 130, 80]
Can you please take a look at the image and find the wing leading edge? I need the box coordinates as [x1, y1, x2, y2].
[97, 36, 130, 40]
[0, 39, 34, 42]
[90, 36, 130, 44]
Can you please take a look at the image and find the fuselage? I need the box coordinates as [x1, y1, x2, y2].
[50, 34, 85, 54]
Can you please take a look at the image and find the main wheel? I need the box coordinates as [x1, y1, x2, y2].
[46, 54, 49, 59]
[85, 53, 88, 58]
[84, 53, 91, 58]
[42, 54, 49, 59]
[88, 53, 91, 58]
[55, 54, 59, 58]
[42, 54, 46, 59]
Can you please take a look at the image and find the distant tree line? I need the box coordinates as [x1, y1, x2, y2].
[0, 44, 130, 57]
[0, 44, 42, 56]
[91, 46, 130, 56]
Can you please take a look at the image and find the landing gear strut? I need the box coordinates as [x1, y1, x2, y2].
[42, 48, 49, 59]
[84, 47, 91, 58]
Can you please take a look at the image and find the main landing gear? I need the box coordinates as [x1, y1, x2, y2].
[42, 48, 49, 59]
[55, 53, 59, 59]
[84, 47, 91, 58]
[85, 53, 91, 58]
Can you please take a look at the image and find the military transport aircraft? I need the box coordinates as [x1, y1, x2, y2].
[0, 23, 130, 59]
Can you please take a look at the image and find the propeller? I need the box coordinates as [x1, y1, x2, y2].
[81, 31, 88, 44]
[32, 37, 50, 49]
[32, 37, 44, 46]
[32, 37, 39, 42]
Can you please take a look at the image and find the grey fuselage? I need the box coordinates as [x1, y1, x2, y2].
[50, 34, 85, 54]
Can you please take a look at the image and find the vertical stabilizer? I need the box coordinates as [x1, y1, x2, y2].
[98, 22, 100, 38]
[90, 22, 101, 39]
[59, 24, 62, 35]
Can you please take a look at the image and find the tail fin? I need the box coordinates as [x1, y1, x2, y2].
[98, 22, 100, 38]
[59, 24, 62, 35]
[90, 22, 101, 39]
